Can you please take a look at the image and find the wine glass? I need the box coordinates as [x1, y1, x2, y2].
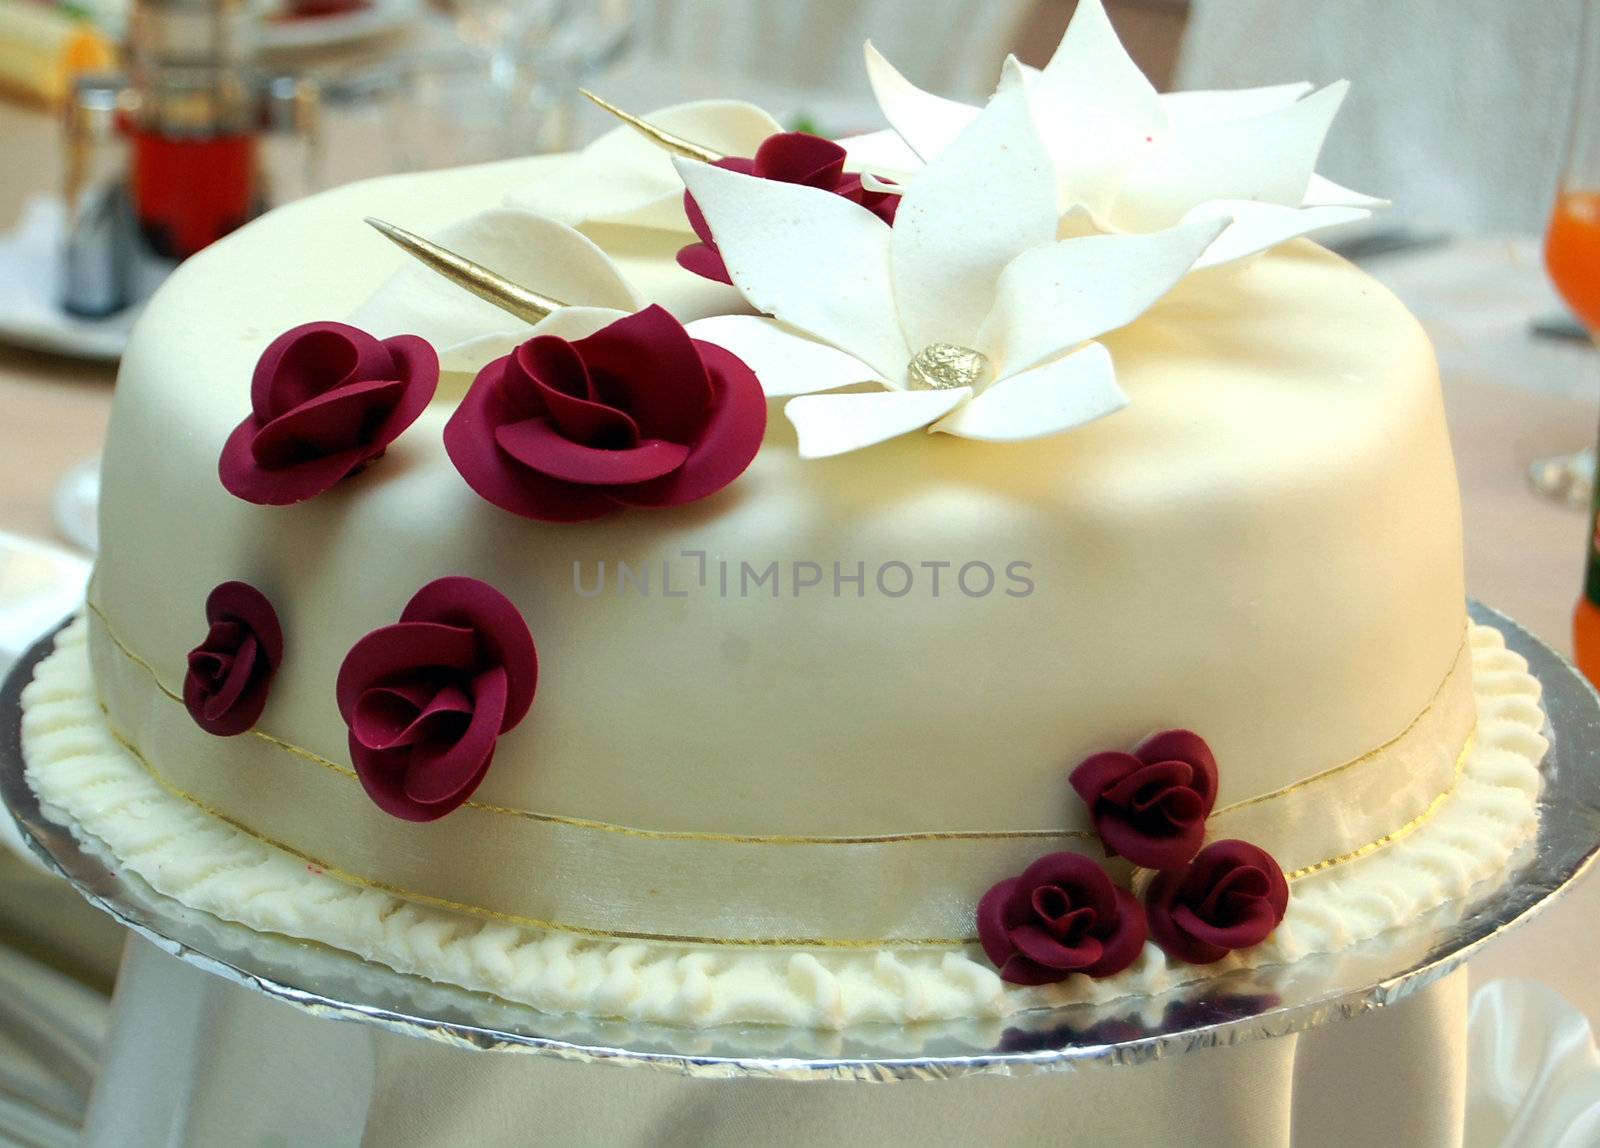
[380, 0, 633, 170]
[1531, 0, 1600, 507]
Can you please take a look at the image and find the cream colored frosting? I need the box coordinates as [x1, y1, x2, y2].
[22, 616, 1544, 1029]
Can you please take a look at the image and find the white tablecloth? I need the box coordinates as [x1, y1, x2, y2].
[1178, 0, 1582, 235]
[87, 937, 1476, 1148]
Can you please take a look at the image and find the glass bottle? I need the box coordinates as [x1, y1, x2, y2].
[126, 0, 259, 263]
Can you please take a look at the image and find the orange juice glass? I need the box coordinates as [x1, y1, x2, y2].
[1547, 191, 1600, 333]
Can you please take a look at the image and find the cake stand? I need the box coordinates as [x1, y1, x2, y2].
[4, 602, 1600, 1082]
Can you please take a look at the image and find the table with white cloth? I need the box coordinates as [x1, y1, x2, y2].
[3, 105, 1600, 1145]
[84, 936, 1474, 1147]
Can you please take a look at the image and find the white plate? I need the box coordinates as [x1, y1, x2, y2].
[259, 0, 421, 52]
[0, 532, 89, 683]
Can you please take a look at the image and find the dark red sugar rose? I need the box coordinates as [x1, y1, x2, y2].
[1069, 729, 1219, 871]
[183, 581, 283, 737]
[977, 852, 1148, 985]
[443, 305, 766, 523]
[1146, 839, 1289, 965]
[677, 131, 900, 284]
[336, 577, 537, 822]
[219, 321, 438, 506]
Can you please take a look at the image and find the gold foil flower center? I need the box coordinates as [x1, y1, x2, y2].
[907, 343, 991, 391]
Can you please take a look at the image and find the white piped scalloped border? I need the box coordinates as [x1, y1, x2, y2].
[21, 615, 1543, 1030]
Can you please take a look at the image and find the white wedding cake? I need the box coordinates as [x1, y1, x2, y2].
[21, 0, 1546, 1028]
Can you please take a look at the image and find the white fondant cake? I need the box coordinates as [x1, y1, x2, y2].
[23, 616, 1543, 1027]
[19, 2, 1547, 1027]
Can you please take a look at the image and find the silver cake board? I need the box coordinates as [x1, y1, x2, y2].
[3, 601, 1599, 1081]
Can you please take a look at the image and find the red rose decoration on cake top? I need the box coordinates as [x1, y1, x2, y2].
[977, 852, 1148, 985]
[219, 321, 439, 506]
[443, 305, 766, 523]
[1146, 840, 1289, 965]
[183, 581, 283, 737]
[336, 577, 537, 822]
[677, 132, 900, 284]
[1069, 729, 1219, 871]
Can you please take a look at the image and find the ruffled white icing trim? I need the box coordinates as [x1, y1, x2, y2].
[22, 616, 1544, 1030]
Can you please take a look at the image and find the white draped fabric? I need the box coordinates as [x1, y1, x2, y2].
[1177, 0, 1583, 234]
[630, 0, 1030, 103]
[69, 937, 1600, 1145]
[75, 937, 1489, 1147]
[1466, 980, 1600, 1147]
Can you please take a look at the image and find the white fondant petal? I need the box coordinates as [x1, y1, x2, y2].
[684, 314, 888, 396]
[446, 211, 643, 308]
[437, 331, 528, 375]
[601, 100, 785, 157]
[1111, 81, 1351, 232]
[932, 343, 1124, 442]
[1057, 203, 1108, 239]
[351, 209, 641, 354]
[1186, 201, 1373, 269]
[1028, 0, 1167, 219]
[838, 128, 924, 175]
[1158, 83, 1313, 129]
[863, 41, 981, 163]
[505, 99, 783, 227]
[436, 307, 634, 375]
[976, 216, 1227, 376]
[890, 59, 1059, 352]
[587, 192, 698, 232]
[785, 388, 970, 459]
[523, 306, 635, 342]
[1303, 172, 1389, 210]
[506, 166, 674, 230]
[858, 170, 906, 195]
[673, 158, 911, 381]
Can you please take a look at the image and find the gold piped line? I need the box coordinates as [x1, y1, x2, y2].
[91, 691, 1482, 949]
[364, 217, 565, 326]
[93, 607, 183, 704]
[578, 89, 725, 164]
[1212, 634, 1471, 817]
[86, 601, 1083, 844]
[90, 602, 362, 778]
[1284, 730, 1475, 881]
[93, 703, 974, 948]
[73, 606, 1487, 947]
[250, 728, 359, 778]
[84, 602, 1473, 875]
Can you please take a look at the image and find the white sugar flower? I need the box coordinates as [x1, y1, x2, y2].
[351, 207, 645, 374]
[506, 99, 786, 231]
[677, 63, 1226, 459]
[863, 0, 1383, 270]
